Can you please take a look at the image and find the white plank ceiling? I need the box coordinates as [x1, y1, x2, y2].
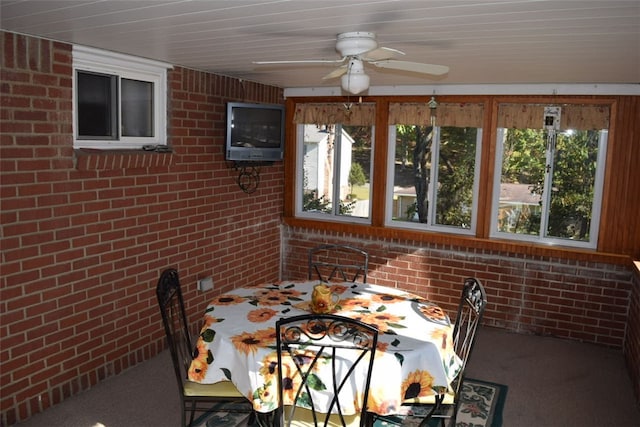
[2, 0, 639, 93]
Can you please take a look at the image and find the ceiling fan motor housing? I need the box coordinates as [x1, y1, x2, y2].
[336, 31, 378, 56]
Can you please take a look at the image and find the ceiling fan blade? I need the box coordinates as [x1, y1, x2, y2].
[361, 46, 405, 62]
[322, 65, 348, 80]
[253, 58, 346, 65]
[371, 60, 449, 75]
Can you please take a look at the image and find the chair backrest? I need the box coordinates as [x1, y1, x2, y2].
[275, 314, 378, 427]
[156, 268, 193, 398]
[308, 244, 369, 283]
[450, 277, 487, 395]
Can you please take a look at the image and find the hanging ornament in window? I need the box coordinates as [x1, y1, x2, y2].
[428, 96, 438, 127]
[543, 106, 561, 150]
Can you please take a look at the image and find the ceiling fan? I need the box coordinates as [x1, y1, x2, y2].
[253, 31, 449, 94]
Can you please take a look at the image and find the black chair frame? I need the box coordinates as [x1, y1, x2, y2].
[274, 313, 379, 427]
[419, 277, 487, 427]
[156, 268, 253, 427]
[308, 244, 369, 283]
[373, 277, 487, 427]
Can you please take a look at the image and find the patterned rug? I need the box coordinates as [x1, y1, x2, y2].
[188, 401, 254, 427]
[374, 378, 508, 427]
[194, 378, 507, 427]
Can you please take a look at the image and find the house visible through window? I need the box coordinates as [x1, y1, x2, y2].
[73, 45, 170, 149]
[295, 103, 375, 222]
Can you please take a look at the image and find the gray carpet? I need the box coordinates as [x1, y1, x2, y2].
[14, 327, 640, 427]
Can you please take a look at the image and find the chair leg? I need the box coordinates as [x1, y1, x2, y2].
[181, 401, 187, 427]
[448, 400, 461, 427]
[362, 412, 375, 427]
[255, 409, 277, 427]
[187, 400, 196, 427]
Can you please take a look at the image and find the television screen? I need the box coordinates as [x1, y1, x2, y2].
[226, 102, 285, 161]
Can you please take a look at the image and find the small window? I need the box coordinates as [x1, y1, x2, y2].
[76, 71, 118, 139]
[73, 45, 171, 149]
[121, 78, 154, 138]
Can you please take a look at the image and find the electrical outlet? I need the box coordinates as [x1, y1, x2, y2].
[197, 277, 214, 292]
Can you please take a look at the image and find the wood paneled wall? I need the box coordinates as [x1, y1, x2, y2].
[284, 95, 640, 261]
[599, 95, 640, 257]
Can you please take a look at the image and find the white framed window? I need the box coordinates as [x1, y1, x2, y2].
[294, 103, 375, 223]
[72, 45, 172, 150]
[490, 103, 609, 249]
[296, 123, 374, 223]
[384, 102, 483, 235]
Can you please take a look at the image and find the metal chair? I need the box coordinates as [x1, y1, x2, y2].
[274, 314, 379, 427]
[308, 244, 369, 283]
[155, 268, 253, 427]
[373, 277, 487, 427]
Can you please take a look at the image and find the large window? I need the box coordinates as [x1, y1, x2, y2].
[295, 104, 374, 222]
[73, 45, 171, 149]
[385, 102, 483, 234]
[290, 99, 613, 252]
[491, 104, 609, 248]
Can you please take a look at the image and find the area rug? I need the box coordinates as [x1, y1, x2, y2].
[374, 378, 507, 427]
[188, 401, 255, 427]
[194, 378, 507, 427]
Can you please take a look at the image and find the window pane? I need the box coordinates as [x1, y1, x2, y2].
[302, 125, 335, 216]
[77, 71, 117, 138]
[494, 126, 605, 247]
[341, 125, 372, 218]
[391, 125, 433, 223]
[546, 130, 600, 241]
[122, 78, 154, 137]
[433, 127, 478, 228]
[301, 124, 372, 218]
[496, 129, 545, 235]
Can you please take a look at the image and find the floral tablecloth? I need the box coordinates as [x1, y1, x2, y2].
[188, 281, 462, 416]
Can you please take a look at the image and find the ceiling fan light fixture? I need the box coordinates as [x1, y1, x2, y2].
[342, 73, 369, 94]
[341, 58, 369, 94]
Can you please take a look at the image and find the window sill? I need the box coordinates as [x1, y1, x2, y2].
[74, 148, 175, 171]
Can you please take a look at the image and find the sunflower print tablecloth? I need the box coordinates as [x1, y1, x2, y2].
[187, 281, 462, 416]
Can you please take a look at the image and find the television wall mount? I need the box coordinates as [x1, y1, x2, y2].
[230, 161, 273, 194]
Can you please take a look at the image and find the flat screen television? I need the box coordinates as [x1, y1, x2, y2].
[225, 102, 285, 162]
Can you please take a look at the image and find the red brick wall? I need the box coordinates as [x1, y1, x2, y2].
[0, 31, 284, 425]
[284, 227, 633, 348]
[625, 265, 640, 403]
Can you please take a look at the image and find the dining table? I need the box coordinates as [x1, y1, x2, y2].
[187, 280, 462, 418]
